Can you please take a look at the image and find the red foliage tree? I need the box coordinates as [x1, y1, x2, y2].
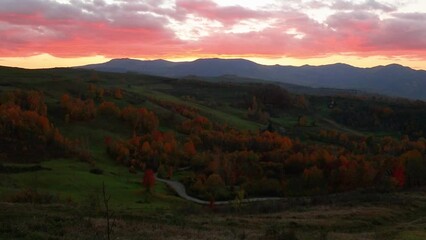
[121, 106, 159, 133]
[393, 165, 405, 188]
[143, 169, 156, 193]
[98, 101, 120, 117]
[60, 94, 97, 121]
[113, 88, 123, 99]
[184, 140, 197, 158]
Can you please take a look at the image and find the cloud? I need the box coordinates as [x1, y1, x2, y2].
[331, 0, 396, 12]
[186, 7, 426, 59]
[326, 11, 426, 53]
[0, 0, 425, 60]
[0, 0, 181, 57]
[175, 0, 267, 25]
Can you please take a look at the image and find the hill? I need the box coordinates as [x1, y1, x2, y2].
[2, 65, 426, 239]
[80, 58, 426, 100]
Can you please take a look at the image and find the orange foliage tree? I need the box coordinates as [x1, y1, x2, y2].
[121, 106, 159, 133]
[60, 94, 96, 121]
[0, 103, 75, 162]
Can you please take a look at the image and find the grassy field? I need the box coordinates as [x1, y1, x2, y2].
[0, 159, 182, 211]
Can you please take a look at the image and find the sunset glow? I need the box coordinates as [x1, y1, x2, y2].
[1, 0, 426, 69]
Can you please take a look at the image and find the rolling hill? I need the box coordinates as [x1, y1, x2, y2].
[2, 65, 426, 239]
[80, 58, 426, 100]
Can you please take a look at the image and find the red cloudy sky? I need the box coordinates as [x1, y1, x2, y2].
[1, 0, 426, 69]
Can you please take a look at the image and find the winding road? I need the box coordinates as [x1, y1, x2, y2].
[156, 176, 283, 205]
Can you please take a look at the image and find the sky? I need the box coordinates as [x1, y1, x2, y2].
[1, 0, 426, 69]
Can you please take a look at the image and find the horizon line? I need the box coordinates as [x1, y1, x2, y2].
[1, 56, 425, 71]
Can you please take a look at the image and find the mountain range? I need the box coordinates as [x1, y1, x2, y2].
[79, 58, 426, 100]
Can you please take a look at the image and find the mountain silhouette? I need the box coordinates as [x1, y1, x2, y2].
[79, 58, 426, 100]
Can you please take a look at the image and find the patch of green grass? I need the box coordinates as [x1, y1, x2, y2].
[139, 90, 261, 130]
[0, 159, 182, 211]
[271, 115, 299, 128]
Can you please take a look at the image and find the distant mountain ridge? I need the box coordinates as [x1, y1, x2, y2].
[79, 58, 426, 100]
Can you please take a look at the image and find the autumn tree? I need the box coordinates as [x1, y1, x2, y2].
[402, 150, 426, 187]
[142, 169, 156, 193]
[184, 140, 197, 158]
[113, 88, 123, 99]
[247, 96, 270, 123]
[98, 101, 120, 117]
[1, 90, 47, 116]
[181, 115, 212, 133]
[293, 95, 309, 109]
[87, 83, 105, 102]
[121, 106, 159, 133]
[303, 166, 325, 194]
[0, 102, 75, 162]
[205, 173, 226, 201]
[60, 94, 97, 121]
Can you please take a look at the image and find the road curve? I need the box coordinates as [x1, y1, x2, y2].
[156, 176, 283, 205]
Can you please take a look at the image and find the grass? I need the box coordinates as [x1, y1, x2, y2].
[396, 231, 426, 240]
[0, 159, 181, 211]
[131, 87, 261, 130]
[2, 189, 426, 239]
[271, 115, 299, 128]
[0, 89, 182, 212]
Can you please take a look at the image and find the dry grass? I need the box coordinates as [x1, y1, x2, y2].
[1, 190, 426, 239]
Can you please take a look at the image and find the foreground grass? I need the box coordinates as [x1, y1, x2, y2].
[2, 189, 426, 239]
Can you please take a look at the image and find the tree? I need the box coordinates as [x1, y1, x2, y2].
[293, 95, 309, 109]
[303, 166, 325, 193]
[98, 101, 120, 117]
[402, 150, 425, 187]
[233, 188, 245, 211]
[0, 101, 79, 162]
[142, 169, 156, 193]
[121, 106, 159, 133]
[247, 96, 270, 123]
[113, 88, 123, 99]
[184, 140, 197, 158]
[60, 94, 97, 121]
[393, 164, 405, 188]
[205, 173, 225, 201]
[60, 94, 71, 109]
[141, 141, 151, 154]
[102, 182, 115, 240]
